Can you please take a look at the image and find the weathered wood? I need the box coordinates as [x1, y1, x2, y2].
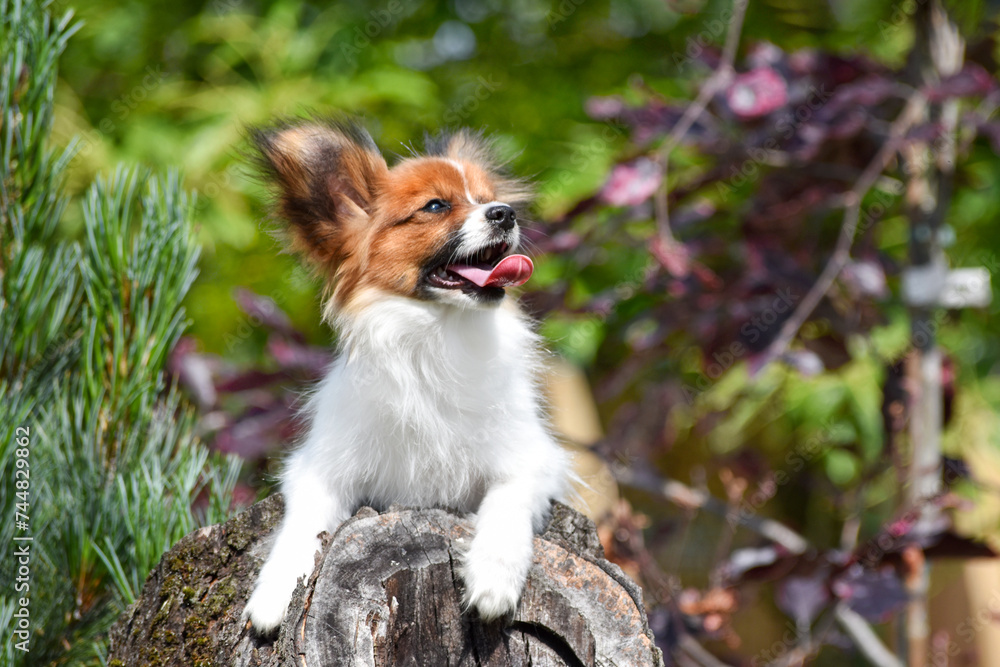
[108, 496, 664, 667]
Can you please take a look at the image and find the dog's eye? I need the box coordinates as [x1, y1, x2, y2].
[421, 199, 450, 213]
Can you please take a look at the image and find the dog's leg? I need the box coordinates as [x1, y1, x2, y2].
[461, 437, 567, 620]
[243, 462, 347, 634]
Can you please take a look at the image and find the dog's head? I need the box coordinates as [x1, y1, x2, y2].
[251, 118, 533, 315]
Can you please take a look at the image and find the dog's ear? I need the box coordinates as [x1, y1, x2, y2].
[426, 129, 532, 207]
[251, 119, 388, 268]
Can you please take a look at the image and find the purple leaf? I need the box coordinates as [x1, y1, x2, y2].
[669, 200, 716, 231]
[726, 68, 788, 119]
[231, 481, 259, 508]
[599, 157, 663, 206]
[234, 288, 303, 341]
[591, 98, 694, 145]
[832, 564, 908, 623]
[213, 405, 293, 459]
[826, 75, 898, 108]
[215, 369, 289, 394]
[586, 294, 617, 317]
[825, 109, 867, 140]
[548, 231, 582, 252]
[907, 122, 945, 143]
[649, 236, 691, 278]
[724, 545, 782, 579]
[585, 95, 626, 120]
[745, 42, 785, 70]
[267, 337, 333, 374]
[168, 337, 218, 408]
[925, 64, 995, 102]
[777, 574, 830, 626]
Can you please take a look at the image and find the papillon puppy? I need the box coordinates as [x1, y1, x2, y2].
[241, 118, 569, 634]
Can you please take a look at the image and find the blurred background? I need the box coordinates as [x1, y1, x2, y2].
[35, 0, 1000, 663]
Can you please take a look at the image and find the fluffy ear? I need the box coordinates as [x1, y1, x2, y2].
[250, 118, 388, 268]
[426, 129, 532, 206]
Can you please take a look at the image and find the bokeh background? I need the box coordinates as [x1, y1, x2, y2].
[11, 0, 1000, 663]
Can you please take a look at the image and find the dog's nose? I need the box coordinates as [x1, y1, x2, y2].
[485, 205, 516, 231]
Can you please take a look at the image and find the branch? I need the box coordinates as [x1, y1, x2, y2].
[835, 605, 904, 667]
[758, 91, 928, 368]
[661, 0, 748, 156]
[759, 603, 901, 667]
[677, 634, 736, 667]
[765, 605, 839, 667]
[615, 468, 810, 555]
[656, 0, 749, 239]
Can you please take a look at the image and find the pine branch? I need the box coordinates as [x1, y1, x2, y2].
[0, 2, 239, 663]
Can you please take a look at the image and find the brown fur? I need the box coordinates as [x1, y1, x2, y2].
[251, 119, 530, 313]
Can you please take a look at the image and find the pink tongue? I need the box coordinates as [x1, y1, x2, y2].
[448, 254, 534, 288]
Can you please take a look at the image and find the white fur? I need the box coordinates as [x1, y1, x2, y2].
[455, 200, 516, 261]
[446, 158, 477, 204]
[243, 292, 569, 633]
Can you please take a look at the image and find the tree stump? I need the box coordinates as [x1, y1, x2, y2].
[107, 495, 664, 666]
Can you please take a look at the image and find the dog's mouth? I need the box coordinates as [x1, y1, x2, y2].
[425, 242, 534, 292]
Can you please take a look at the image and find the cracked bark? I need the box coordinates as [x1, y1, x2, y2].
[107, 495, 664, 667]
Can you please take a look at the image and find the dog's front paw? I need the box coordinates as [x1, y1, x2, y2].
[242, 564, 301, 635]
[459, 548, 529, 621]
[462, 572, 521, 620]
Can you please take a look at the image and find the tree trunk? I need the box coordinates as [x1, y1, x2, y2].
[107, 495, 664, 666]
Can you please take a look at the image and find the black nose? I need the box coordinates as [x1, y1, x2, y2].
[485, 205, 516, 231]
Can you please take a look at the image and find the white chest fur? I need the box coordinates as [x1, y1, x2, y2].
[289, 296, 547, 512]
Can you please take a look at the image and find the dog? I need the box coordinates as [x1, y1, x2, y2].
[241, 118, 570, 634]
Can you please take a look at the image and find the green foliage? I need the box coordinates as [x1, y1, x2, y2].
[9, 0, 1000, 661]
[52, 0, 663, 354]
[1, 1, 238, 663]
